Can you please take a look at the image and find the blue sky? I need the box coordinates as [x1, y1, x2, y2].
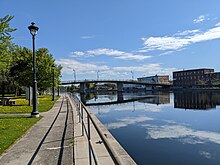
[1, 0, 220, 81]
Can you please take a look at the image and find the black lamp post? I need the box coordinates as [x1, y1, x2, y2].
[28, 22, 39, 117]
[52, 64, 55, 101]
[58, 75, 62, 96]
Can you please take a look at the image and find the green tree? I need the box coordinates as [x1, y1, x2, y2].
[0, 15, 17, 72]
[0, 15, 17, 96]
[36, 48, 62, 94]
[9, 47, 32, 95]
[9, 47, 62, 95]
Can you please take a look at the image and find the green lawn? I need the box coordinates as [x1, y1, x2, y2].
[0, 116, 41, 155]
[0, 95, 60, 114]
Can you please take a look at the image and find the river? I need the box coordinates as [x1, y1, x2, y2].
[81, 90, 220, 165]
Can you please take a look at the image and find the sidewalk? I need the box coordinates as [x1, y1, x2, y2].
[0, 96, 74, 165]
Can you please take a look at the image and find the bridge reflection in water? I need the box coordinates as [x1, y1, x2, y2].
[80, 91, 171, 106]
[79, 90, 220, 110]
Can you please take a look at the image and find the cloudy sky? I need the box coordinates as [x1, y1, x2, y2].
[1, 0, 220, 81]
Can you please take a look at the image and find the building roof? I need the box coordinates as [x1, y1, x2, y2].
[138, 75, 169, 79]
[173, 68, 214, 73]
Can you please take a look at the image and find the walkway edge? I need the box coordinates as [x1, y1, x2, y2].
[69, 96, 137, 165]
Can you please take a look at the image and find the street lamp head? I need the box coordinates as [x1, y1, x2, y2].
[28, 22, 39, 36]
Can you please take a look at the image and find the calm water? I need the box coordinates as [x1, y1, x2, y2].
[83, 91, 220, 165]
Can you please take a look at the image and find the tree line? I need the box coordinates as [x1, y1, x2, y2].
[0, 15, 62, 95]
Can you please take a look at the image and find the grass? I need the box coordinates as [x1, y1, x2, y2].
[0, 116, 41, 155]
[0, 95, 60, 155]
[0, 95, 60, 114]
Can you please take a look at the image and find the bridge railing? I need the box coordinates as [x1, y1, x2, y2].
[61, 79, 172, 85]
[68, 93, 125, 165]
[61, 79, 136, 83]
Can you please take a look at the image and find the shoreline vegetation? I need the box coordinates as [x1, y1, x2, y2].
[0, 95, 59, 155]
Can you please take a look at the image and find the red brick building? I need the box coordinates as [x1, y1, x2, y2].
[173, 68, 214, 87]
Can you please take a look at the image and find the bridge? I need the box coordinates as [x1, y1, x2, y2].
[61, 79, 171, 93]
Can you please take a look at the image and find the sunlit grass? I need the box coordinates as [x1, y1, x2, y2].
[0, 95, 60, 114]
[0, 116, 41, 155]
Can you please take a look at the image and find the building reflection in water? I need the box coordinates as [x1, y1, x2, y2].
[138, 91, 170, 105]
[80, 90, 220, 110]
[174, 91, 220, 110]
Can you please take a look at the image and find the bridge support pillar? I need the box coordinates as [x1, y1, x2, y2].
[80, 83, 86, 93]
[117, 92, 124, 102]
[117, 82, 123, 92]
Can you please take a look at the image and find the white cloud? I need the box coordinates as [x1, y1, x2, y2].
[216, 22, 220, 26]
[107, 116, 154, 130]
[73, 51, 85, 56]
[176, 29, 200, 36]
[71, 48, 152, 61]
[193, 15, 206, 24]
[141, 23, 220, 52]
[113, 63, 176, 76]
[56, 59, 109, 75]
[143, 124, 220, 145]
[189, 24, 220, 42]
[199, 151, 212, 159]
[141, 37, 189, 51]
[80, 35, 95, 39]
[56, 58, 176, 80]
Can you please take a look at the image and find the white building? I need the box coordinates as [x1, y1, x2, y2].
[137, 75, 170, 90]
[137, 75, 170, 84]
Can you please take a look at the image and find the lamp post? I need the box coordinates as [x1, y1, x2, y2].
[97, 70, 100, 80]
[52, 64, 55, 101]
[58, 75, 62, 96]
[73, 69, 76, 81]
[28, 22, 39, 117]
[131, 71, 134, 80]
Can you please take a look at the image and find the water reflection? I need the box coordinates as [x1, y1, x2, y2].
[82, 90, 220, 110]
[174, 91, 220, 110]
[83, 91, 170, 106]
[83, 90, 220, 165]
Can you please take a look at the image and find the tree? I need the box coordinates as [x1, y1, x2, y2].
[36, 48, 62, 94]
[0, 15, 17, 72]
[9, 47, 33, 95]
[0, 15, 16, 96]
[9, 47, 62, 95]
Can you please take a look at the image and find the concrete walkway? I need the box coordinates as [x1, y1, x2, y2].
[0, 96, 74, 165]
[0, 95, 136, 165]
[70, 97, 136, 165]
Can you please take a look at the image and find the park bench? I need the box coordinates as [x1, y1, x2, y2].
[1, 97, 16, 106]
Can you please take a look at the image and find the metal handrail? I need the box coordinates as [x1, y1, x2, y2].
[69, 94, 124, 165]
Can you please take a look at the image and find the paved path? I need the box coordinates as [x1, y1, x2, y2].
[0, 96, 74, 165]
[0, 95, 136, 165]
[70, 96, 136, 165]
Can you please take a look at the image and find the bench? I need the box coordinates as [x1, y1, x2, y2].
[9, 100, 16, 105]
[1, 98, 16, 106]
